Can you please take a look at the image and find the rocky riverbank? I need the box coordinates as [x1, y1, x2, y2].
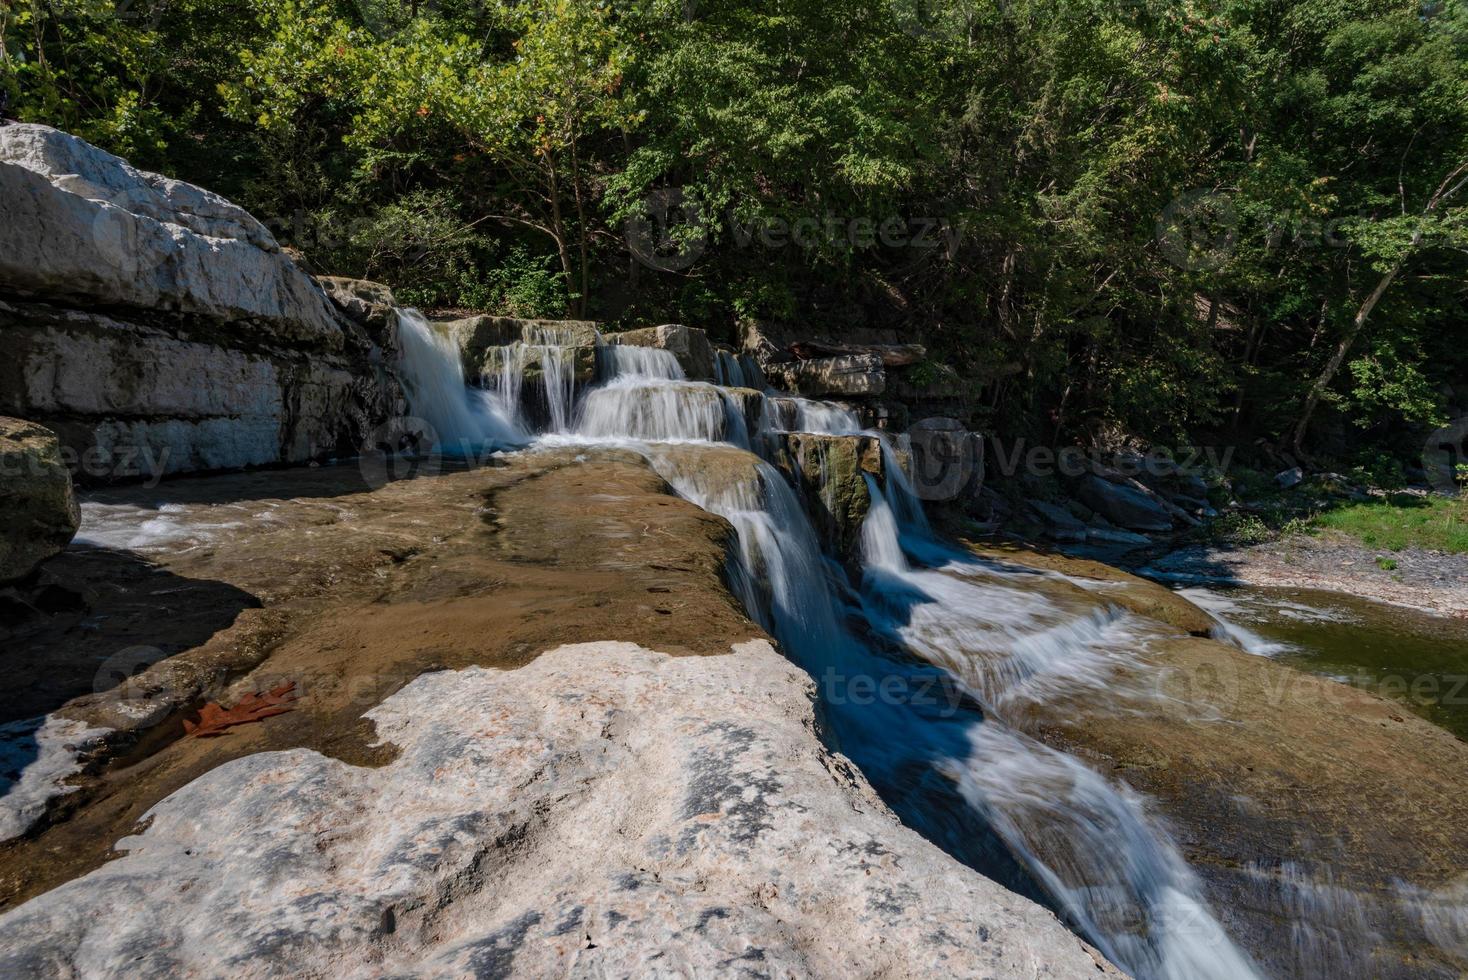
[1140, 531, 1468, 619]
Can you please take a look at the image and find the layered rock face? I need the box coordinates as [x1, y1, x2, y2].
[0, 418, 80, 583]
[0, 126, 399, 481]
[771, 352, 887, 398]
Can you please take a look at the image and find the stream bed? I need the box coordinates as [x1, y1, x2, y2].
[1178, 585, 1468, 740]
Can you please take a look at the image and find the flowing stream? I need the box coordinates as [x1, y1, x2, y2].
[395, 313, 1447, 979]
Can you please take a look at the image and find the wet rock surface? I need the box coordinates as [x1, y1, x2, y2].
[780, 432, 885, 561]
[0, 449, 1119, 977]
[605, 324, 716, 382]
[0, 449, 755, 903]
[964, 544, 1468, 979]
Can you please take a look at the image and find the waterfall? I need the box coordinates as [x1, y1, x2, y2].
[576, 381, 751, 446]
[600, 345, 685, 382]
[386, 309, 1261, 978]
[715, 350, 745, 388]
[1177, 587, 1297, 656]
[855, 480, 1259, 979]
[766, 396, 863, 435]
[394, 309, 526, 455]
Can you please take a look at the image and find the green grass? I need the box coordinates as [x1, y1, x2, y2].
[1315, 495, 1468, 554]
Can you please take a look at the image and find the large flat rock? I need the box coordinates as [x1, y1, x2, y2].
[0, 125, 343, 349]
[0, 640, 1117, 978]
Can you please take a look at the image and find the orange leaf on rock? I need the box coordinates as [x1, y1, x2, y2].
[184, 682, 299, 738]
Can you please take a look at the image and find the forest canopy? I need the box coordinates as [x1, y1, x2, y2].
[2, 0, 1465, 461]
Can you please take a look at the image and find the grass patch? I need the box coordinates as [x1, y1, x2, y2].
[1315, 495, 1468, 554]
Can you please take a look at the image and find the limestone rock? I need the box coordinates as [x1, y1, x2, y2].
[789, 340, 927, 367]
[0, 418, 80, 583]
[0, 300, 398, 480]
[1076, 473, 1175, 533]
[317, 277, 396, 336]
[606, 324, 716, 382]
[0, 641, 1118, 978]
[0, 125, 343, 349]
[0, 127, 402, 480]
[775, 353, 886, 397]
[440, 315, 602, 387]
[783, 433, 885, 559]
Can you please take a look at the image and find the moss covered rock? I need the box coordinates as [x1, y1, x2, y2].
[782, 433, 885, 561]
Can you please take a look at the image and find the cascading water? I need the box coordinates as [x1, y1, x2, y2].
[482, 326, 582, 432]
[389, 309, 1271, 978]
[600, 345, 684, 382]
[857, 482, 1259, 978]
[394, 309, 526, 454]
[577, 380, 751, 446]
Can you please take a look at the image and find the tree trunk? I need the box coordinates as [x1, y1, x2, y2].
[1288, 157, 1466, 456]
[569, 137, 591, 320]
[543, 155, 579, 317]
[1289, 259, 1403, 456]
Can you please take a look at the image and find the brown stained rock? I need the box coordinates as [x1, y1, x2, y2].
[1044, 636, 1468, 978]
[0, 448, 760, 909]
[954, 543, 1468, 979]
[782, 433, 884, 562]
[960, 540, 1217, 636]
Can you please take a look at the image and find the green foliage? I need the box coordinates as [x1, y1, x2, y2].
[1317, 496, 1468, 554]
[1208, 513, 1278, 546]
[467, 244, 569, 319]
[1347, 450, 1408, 491]
[2, 0, 1464, 460]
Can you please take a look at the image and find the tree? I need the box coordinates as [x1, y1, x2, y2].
[225, 0, 636, 316]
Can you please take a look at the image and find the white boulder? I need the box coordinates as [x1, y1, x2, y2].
[0, 641, 1117, 978]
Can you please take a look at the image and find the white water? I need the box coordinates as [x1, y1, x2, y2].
[1177, 587, 1297, 656]
[713, 350, 767, 391]
[476, 325, 584, 432]
[601, 345, 684, 382]
[391, 310, 1264, 979]
[395, 310, 525, 453]
[577, 380, 751, 446]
